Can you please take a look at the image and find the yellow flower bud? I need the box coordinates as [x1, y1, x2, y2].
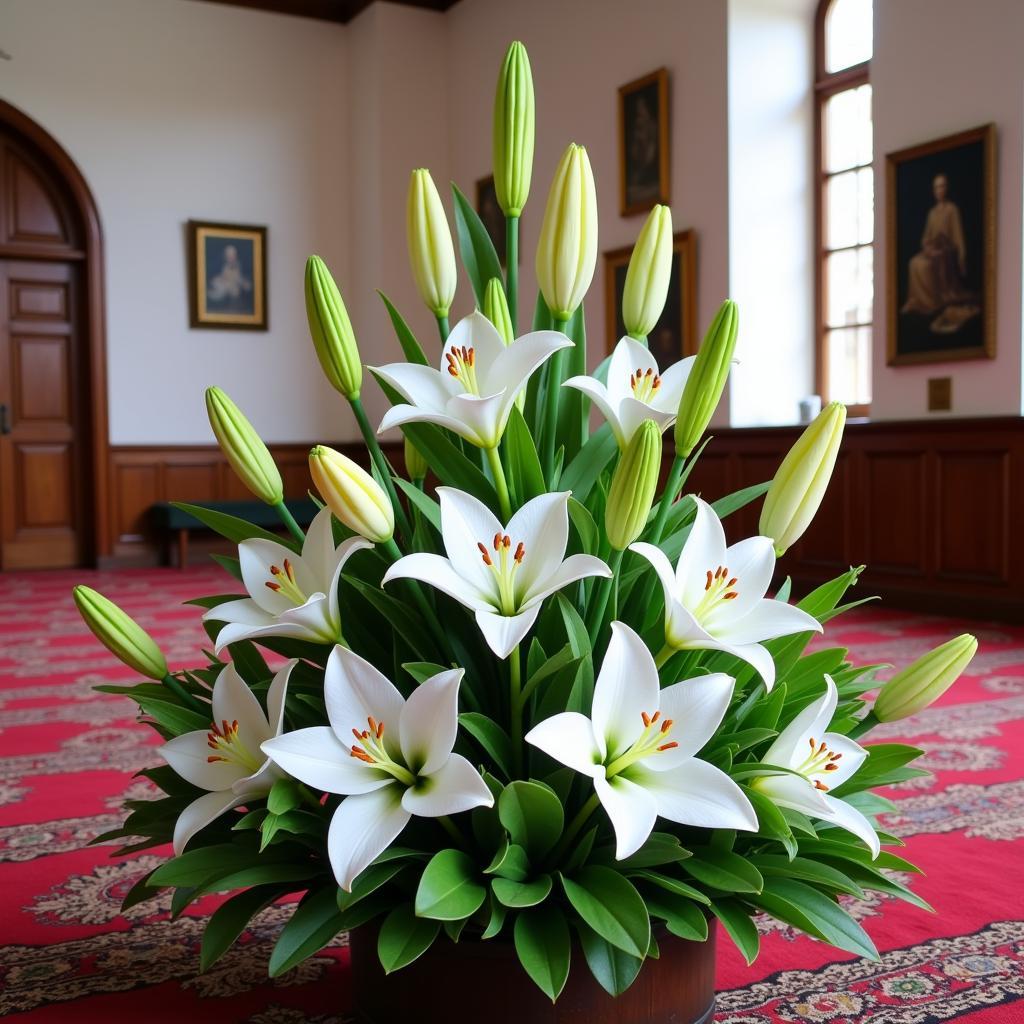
[493, 40, 535, 218]
[535, 143, 598, 321]
[73, 586, 168, 680]
[205, 387, 283, 505]
[407, 168, 457, 318]
[874, 634, 978, 722]
[404, 437, 429, 481]
[309, 445, 394, 543]
[759, 401, 846, 556]
[674, 300, 739, 458]
[483, 277, 514, 344]
[605, 420, 662, 550]
[622, 205, 673, 339]
[304, 255, 362, 399]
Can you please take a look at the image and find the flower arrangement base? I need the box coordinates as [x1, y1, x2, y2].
[349, 923, 718, 1024]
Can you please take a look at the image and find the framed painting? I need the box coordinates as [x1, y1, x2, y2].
[475, 175, 507, 266]
[886, 124, 995, 365]
[604, 229, 696, 366]
[618, 68, 670, 216]
[188, 220, 267, 330]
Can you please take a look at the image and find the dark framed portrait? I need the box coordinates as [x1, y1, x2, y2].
[188, 220, 267, 330]
[886, 124, 995, 365]
[475, 175, 507, 266]
[604, 229, 696, 367]
[618, 68, 670, 216]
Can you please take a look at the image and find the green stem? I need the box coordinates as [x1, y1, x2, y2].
[274, 502, 306, 545]
[587, 548, 624, 644]
[649, 453, 686, 546]
[654, 643, 676, 669]
[542, 315, 570, 479]
[436, 314, 451, 343]
[627, 332, 648, 346]
[509, 645, 523, 777]
[548, 793, 600, 867]
[849, 709, 880, 740]
[350, 396, 412, 544]
[505, 215, 519, 334]
[162, 673, 207, 714]
[485, 446, 512, 520]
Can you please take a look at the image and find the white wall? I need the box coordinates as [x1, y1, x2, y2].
[872, 0, 1024, 419]
[1, 0, 351, 444]
[727, 0, 815, 426]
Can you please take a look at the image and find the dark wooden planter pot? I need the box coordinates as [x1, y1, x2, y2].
[349, 922, 717, 1024]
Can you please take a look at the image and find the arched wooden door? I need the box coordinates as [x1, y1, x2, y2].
[0, 106, 107, 569]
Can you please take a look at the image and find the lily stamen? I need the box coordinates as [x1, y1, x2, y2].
[445, 345, 481, 395]
[206, 717, 263, 773]
[476, 531, 526, 614]
[606, 709, 679, 776]
[348, 715, 416, 785]
[629, 365, 662, 404]
[694, 564, 741, 618]
[265, 558, 308, 607]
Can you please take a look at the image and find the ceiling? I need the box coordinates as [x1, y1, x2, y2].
[195, 0, 457, 24]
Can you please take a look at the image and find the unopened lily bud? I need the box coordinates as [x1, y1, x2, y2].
[404, 437, 429, 481]
[493, 40, 535, 218]
[73, 586, 168, 680]
[874, 634, 978, 722]
[205, 387, 283, 505]
[606, 420, 661, 550]
[304, 255, 362, 399]
[309, 445, 394, 543]
[759, 400, 846, 556]
[623, 205, 673, 339]
[673, 300, 739, 458]
[483, 277, 514, 344]
[535, 143, 598, 321]
[407, 168, 457, 318]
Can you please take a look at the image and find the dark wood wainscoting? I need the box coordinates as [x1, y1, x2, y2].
[685, 417, 1024, 622]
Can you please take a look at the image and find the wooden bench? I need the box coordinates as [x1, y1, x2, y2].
[151, 499, 320, 568]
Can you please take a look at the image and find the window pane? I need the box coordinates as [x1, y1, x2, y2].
[825, 0, 873, 73]
[825, 85, 872, 173]
[826, 326, 872, 405]
[826, 245, 872, 327]
[826, 168, 873, 248]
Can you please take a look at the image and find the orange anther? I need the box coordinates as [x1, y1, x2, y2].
[514, 542, 525, 563]
[661, 718, 674, 733]
[657, 741, 679, 752]
[641, 712, 651, 727]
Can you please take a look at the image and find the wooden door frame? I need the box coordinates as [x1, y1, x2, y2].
[0, 99, 109, 563]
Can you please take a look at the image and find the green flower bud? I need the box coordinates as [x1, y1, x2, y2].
[483, 277, 514, 344]
[493, 40, 535, 218]
[759, 400, 846, 556]
[605, 419, 662, 550]
[205, 387, 283, 505]
[535, 143, 598, 321]
[309, 445, 394, 544]
[304, 255, 362, 399]
[73, 586, 168, 680]
[407, 168, 457, 318]
[623, 205, 673, 338]
[874, 634, 978, 722]
[404, 437, 429, 481]
[673, 300, 739, 458]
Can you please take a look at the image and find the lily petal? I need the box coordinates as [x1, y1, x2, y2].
[595, 773, 659, 861]
[436, 487, 504, 598]
[649, 356, 695, 413]
[378, 403, 478, 442]
[651, 673, 736, 765]
[820, 731, 869, 788]
[475, 606, 539, 659]
[173, 790, 245, 855]
[328, 786, 410, 891]
[325, 646, 406, 761]
[211, 618, 317, 654]
[715, 598, 822, 646]
[631, 760, 758, 831]
[446, 390, 510, 449]
[592, 622, 660, 762]
[505, 491, 571, 601]
[202, 597, 273, 629]
[821, 794, 881, 858]
[239, 538, 319, 616]
[519, 553, 612, 609]
[707, 536, 775, 621]
[301, 507, 341, 584]
[616, 395, 675, 447]
[752, 772, 832, 816]
[160, 730, 248, 792]
[384, 552, 492, 612]
[400, 669, 463, 775]
[483, 329, 572, 400]
[266, 660, 297, 737]
[445, 311, 507, 385]
[401, 754, 494, 817]
[525, 712, 605, 776]
[212, 663, 271, 748]
[326, 536, 373, 630]
[762, 678, 838, 767]
[606, 336, 654, 408]
[563, 375, 622, 446]
[630, 542, 680, 605]
[261, 727, 393, 795]
[371, 362, 453, 411]
[675, 498, 728, 608]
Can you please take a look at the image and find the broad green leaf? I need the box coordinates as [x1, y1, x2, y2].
[750, 855, 866, 898]
[710, 898, 760, 965]
[616, 832, 692, 869]
[459, 712, 513, 778]
[377, 904, 440, 973]
[683, 851, 764, 893]
[171, 502, 293, 550]
[629, 870, 709, 905]
[498, 781, 564, 860]
[452, 183, 504, 306]
[492, 874, 553, 908]
[267, 778, 303, 816]
[576, 920, 643, 997]
[414, 848, 487, 921]
[559, 424, 617, 503]
[269, 886, 344, 977]
[505, 406, 546, 506]
[514, 905, 571, 1002]
[201, 885, 282, 971]
[394, 477, 441, 532]
[562, 866, 650, 958]
[336, 861, 407, 912]
[378, 291, 429, 364]
[647, 892, 708, 941]
[567, 497, 599, 554]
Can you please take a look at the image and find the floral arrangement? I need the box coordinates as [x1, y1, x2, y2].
[75, 42, 978, 1002]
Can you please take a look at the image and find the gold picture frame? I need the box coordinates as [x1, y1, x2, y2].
[885, 124, 995, 365]
[618, 68, 670, 217]
[188, 220, 268, 330]
[604, 229, 696, 365]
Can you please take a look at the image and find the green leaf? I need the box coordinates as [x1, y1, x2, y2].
[493, 874, 553, 908]
[567, 497, 599, 554]
[485, 841, 531, 882]
[683, 851, 764, 893]
[378, 291, 429, 365]
[134, 696, 210, 737]
[555, 593, 591, 661]
[629, 870, 709, 905]
[171, 502, 293, 550]
[267, 778, 303, 816]
[452, 182, 504, 306]
[505, 406, 547, 507]
[647, 892, 708, 941]
[498, 781, 564, 860]
[336, 861, 407, 912]
[481, 894, 508, 939]
[750, 855, 866, 898]
[514, 905, 571, 1002]
[344, 575, 439, 661]
[149, 845, 259, 888]
[558, 424, 617, 502]
[576, 921, 643, 997]
[831, 743, 925, 795]
[710, 898, 760, 965]
[743, 787, 797, 858]
[377, 904, 440, 973]
[562, 866, 650, 958]
[269, 886, 344, 977]
[201, 885, 282, 971]
[459, 713, 513, 779]
[394, 477, 441, 533]
[616, 832, 692, 869]
[414, 848, 487, 921]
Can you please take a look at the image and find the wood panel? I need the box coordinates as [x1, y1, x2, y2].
[863, 450, 927, 575]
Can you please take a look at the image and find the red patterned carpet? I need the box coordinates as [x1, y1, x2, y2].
[1, 566, 1022, 1023]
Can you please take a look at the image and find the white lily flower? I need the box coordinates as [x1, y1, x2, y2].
[526, 622, 757, 860]
[261, 646, 493, 890]
[383, 488, 611, 659]
[751, 675, 880, 857]
[564, 336, 695, 450]
[159, 660, 295, 854]
[203, 506, 371, 652]
[372, 311, 571, 449]
[630, 497, 821, 690]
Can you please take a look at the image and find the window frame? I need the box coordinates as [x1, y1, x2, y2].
[814, 0, 872, 418]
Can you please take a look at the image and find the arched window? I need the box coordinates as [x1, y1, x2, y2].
[816, 0, 873, 413]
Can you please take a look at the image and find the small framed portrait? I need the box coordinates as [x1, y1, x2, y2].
[604, 229, 696, 367]
[475, 175, 507, 266]
[188, 220, 267, 330]
[618, 68, 670, 216]
[886, 124, 996, 365]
